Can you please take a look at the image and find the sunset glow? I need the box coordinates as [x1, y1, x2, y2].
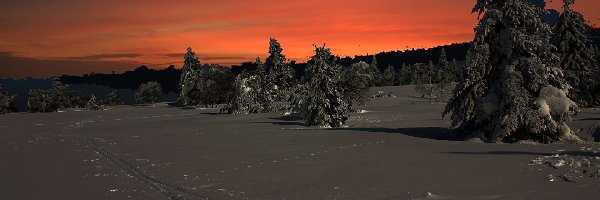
[0, 0, 598, 78]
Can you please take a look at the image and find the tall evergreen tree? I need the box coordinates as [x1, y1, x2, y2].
[301, 45, 349, 128]
[444, 0, 578, 143]
[552, 0, 600, 107]
[265, 38, 295, 101]
[0, 84, 16, 114]
[368, 55, 382, 86]
[178, 47, 202, 106]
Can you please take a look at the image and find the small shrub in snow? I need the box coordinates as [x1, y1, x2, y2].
[86, 94, 102, 110]
[136, 81, 161, 105]
[104, 90, 121, 106]
[371, 91, 396, 98]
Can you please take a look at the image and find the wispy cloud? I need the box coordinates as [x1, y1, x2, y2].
[56, 53, 143, 60]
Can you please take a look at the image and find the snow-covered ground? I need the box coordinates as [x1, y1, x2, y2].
[1, 85, 598, 200]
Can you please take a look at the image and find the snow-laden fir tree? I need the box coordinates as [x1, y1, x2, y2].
[104, 90, 121, 106]
[253, 58, 275, 112]
[265, 38, 295, 101]
[443, 0, 578, 143]
[178, 47, 202, 106]
[301, 45, 349, 128]
[0, 84, 16, 114]
[136, 81, 162, 105]
[381, 65, 397, 86]
[86, 94, 102, 110]
[551, 0, 600, 107]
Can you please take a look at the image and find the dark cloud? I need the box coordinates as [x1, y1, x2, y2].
[56, 53, 142, 60]
[0, 52, 139, 78]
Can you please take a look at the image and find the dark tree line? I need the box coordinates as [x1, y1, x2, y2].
[60, 65, 181, 94]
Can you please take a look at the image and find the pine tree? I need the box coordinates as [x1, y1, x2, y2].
[368, 55, 382, 86]
[254, 58, 274, 112]
[444, 0, 578, 143]
[434, 48, 454, 102]
[0, 84, 16, 114]
[265, 38, 295, 101]
[552, 0, 600, 107]
[340, 61, 372, 109]
[178, 47, 202, 106]
[301, 45, 349, 128]
[86, 94, 102, 110]
[381, 65, 396, 86]
[136, 81, 162, 105]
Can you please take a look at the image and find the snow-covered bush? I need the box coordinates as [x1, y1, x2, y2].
[136, 81, 161, 105]
[86, 94, 102, 110]
[0, 84, 16, 114]
[27, 79, 80, 113]
[227, 58, 274, 114]
[443, 0, 578, 143]
[372, 91, 396, 98]
[104, 90, 121, 106]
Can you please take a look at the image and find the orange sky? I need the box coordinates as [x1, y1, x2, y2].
[0, 0, 598, 78]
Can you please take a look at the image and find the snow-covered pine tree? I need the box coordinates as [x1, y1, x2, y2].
[178, 47, 202, 106]
[86, 94, 102, 110]
[0, 84, 16, 114]
[552, 0, 600, 107]
[136, 81, 162, 105]
[301, 45, 349, 128]
[265, 38, 295, 101]
[443, 0, 578, 143]
[381, 65, 396, 86]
